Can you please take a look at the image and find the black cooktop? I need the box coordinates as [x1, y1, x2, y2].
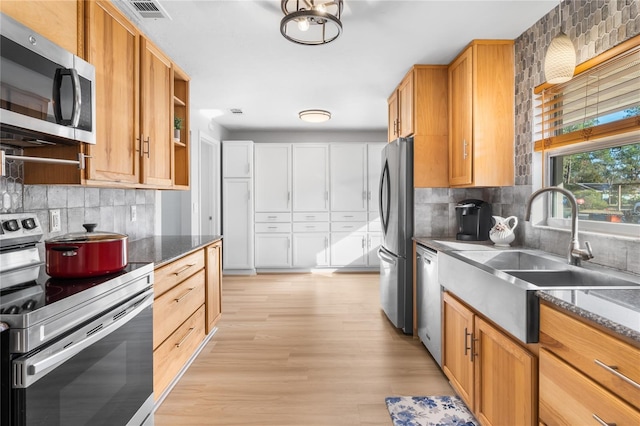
[0, 262, 152, 316]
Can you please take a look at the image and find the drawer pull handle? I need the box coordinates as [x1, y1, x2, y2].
[343, 215, 354, 218]
[268, 226, 278, 229]
[174, 263, 195, 276]
[175, 327, 195, 348]
[594, 359, 640, 389]
[175, 288, 195, 303]
[267, 216, 277, 219]
[592, 413, 616, 426]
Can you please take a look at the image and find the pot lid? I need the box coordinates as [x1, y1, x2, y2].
[45, 224, 128, 244]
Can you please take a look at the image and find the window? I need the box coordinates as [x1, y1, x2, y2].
[533, 35, 640, 238]
[548, 139, 640, 236]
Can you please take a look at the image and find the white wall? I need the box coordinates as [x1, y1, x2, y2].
[160, 112, 230, 236]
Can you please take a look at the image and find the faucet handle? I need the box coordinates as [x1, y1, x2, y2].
[584, 241, 594, 259]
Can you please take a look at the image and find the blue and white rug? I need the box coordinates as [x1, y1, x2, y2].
[385, 395, 479, 426]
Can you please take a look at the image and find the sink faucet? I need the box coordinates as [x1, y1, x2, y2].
[525, 187, 594, 266]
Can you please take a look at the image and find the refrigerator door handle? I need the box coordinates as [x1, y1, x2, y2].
[379, 161, 390, 235]
[377, 247, 397, 265]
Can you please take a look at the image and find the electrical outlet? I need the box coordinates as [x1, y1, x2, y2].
[130, 205, 137, 222]
[49, 209, 61, 233]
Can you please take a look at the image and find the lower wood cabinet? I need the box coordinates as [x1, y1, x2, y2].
[538, 302, 640, 425]
[152, 240, 223, 400]
[442, 292, 536, 426]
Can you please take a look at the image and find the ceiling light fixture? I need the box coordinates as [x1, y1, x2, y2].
[544, 0, 576, 84]
[281, 0, 343, 46]
[299, 109, 331, 123]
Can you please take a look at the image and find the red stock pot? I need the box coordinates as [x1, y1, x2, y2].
[45, 223, 128, 278]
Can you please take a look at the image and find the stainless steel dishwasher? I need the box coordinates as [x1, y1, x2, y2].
[416, 244, 442, 366]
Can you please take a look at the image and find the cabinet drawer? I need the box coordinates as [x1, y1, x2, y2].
[255, 222, 292, 233]
[331, 222, 367, 232]
[255, 212, 291, 222]
[154, 250, 205, 297]
[153, 269, 205, 349]
[331, 212, 367, 222]
[293, 212, 329, 222]
[293, 222, 330, 232]
[368, 219, 382, 232]
[539, 348, 640, 425]
[153, 305, 206, 400]
[540, 304, 640, 407]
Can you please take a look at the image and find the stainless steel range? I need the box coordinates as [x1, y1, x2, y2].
[0, 213, 155, 426]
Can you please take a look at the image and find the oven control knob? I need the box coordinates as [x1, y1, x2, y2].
[2, 219, 20, 232]
[22, 218, 37, 230]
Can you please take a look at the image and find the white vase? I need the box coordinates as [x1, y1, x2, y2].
[489, 216, 518, 247]
[174, 129, 180, 141]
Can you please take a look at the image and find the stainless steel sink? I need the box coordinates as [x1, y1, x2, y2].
[504, 269, 640, 289]
[453, 250, 568, 271]
[438, 248, 640, 343]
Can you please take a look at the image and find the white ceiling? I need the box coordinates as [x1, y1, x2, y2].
[118, 0, 557, 132]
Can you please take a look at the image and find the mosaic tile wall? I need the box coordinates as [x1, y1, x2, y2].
[514, 0, 639, 185]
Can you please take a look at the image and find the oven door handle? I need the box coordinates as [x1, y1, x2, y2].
[14, 290, 153, 388]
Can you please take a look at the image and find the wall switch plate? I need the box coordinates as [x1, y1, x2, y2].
[130, 205, 137, 222]
[49, 209, 61, 233]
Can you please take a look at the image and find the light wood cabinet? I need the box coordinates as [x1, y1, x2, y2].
[173, 65, 191, 189]
[140, 37, 173, 187]
[85, 0, 140, 185]
[152, 240, 223, 400]
[448, 40, 514, 187]
[539, 303, 640, 425]
[205, 241, 222, 334]
[19, 0, 189, 190]
[442, 292, 536, 426]
[0, 0, 83, 56]
[387, 66, 449, 187]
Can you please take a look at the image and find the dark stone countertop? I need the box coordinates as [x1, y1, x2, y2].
[128, 235, 222, 267]
[413, 236, 640, 344]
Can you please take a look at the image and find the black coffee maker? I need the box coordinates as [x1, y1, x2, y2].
[455, 199, 492, 241]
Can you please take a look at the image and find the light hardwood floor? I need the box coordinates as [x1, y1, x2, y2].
[154, 273, 453, 425]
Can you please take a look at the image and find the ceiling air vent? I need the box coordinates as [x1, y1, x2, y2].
[230, 108, 244, 115]
[127, 0, 171, 19]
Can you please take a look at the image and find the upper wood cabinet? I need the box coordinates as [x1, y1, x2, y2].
[20, 0, 190, 190]
[140, 37, 173, 187]
[0, 0, 83, 56]
[387, 66, 449, 188]
[173, 65, 191, 189]
[448, 40, 514, 187]
[85, 0, 140, 185]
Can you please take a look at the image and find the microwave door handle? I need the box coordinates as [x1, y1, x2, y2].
[53, 68, 81, 127]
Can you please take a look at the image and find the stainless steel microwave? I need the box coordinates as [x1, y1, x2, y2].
[0, 13, 96, 145]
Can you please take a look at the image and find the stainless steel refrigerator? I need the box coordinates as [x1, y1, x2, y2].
[378, 137, 413, 334]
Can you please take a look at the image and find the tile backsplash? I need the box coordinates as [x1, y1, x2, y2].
[22, 185, 156, 242]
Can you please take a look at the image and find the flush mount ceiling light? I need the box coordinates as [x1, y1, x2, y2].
[281, 0, 343, 46]
[299, 109, 331, 123]
[544, 0, 576, 84]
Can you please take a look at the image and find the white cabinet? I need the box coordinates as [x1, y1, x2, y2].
[254, 144, 291, 212]
[330, 232, 367, 267]
[222, 141, 254, 273]
[222, 179, 254, 271]
[255, 234, 291, 268]
[292, 233, 329, 267]
[330, 144, 367, 212]
[292, 144, 329, 212]
[366, 233, 382, 267]
[223, 141, 253, 178]
[367, 143, 385, 213]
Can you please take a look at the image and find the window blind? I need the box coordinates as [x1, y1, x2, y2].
[534, 44, 640, 152]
